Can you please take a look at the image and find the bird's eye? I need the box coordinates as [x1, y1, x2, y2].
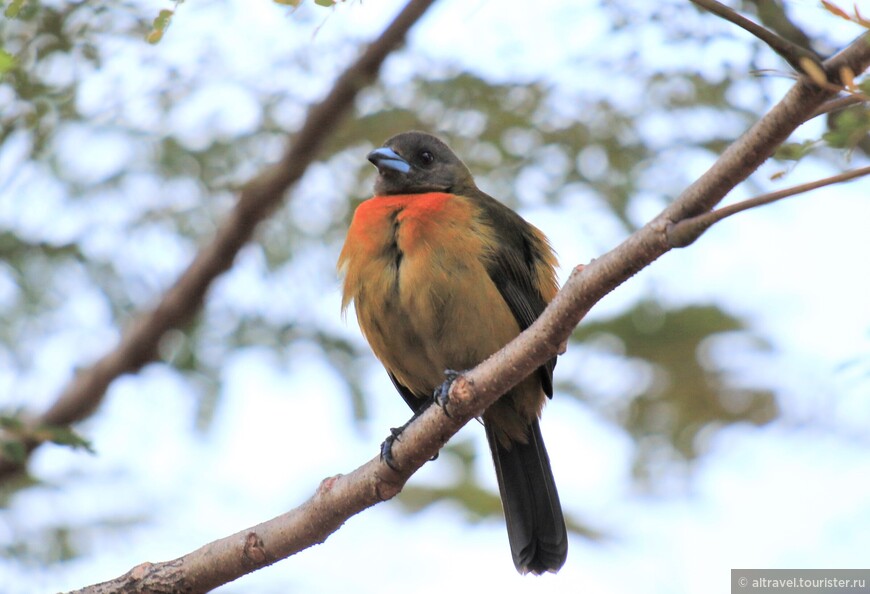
[419, 151, 434, 165]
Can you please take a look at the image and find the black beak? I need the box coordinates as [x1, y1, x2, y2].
[367, 147, 411, 174]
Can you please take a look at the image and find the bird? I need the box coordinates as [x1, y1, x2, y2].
[337, 131, 567, 575]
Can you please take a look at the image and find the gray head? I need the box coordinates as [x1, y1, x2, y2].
[367, 131, 476, 196]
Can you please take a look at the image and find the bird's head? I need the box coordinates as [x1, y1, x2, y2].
[368, 131, 476, 196]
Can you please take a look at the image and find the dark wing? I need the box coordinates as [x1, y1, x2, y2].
[388, 371, 429, 413]
[474, 193, 557, 397]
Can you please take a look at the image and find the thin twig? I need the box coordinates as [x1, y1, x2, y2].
[808, 95, 867, 120]
[743, 0, 814, 52]
[667, 165, 870, 247]
[689, 0, 823, 73]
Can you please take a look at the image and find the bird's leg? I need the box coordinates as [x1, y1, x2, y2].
[381, 368, 466, 471]
[380, 399, 437, 471]
[433, 369, 463, 415]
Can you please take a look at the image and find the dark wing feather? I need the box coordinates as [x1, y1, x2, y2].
[494, 278, 556, 397]
[388, 371, 428, 413]
[473, 192, 557, 397]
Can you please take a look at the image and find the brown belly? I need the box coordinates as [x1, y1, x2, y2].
[339, 192, 547, 445]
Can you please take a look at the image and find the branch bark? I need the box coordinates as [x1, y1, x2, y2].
[67, 24, 870, 594]
[0, 0, 437, 482]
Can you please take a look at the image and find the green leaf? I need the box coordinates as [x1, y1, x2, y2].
[273, 0, 302, 5]
[37, 426, 95, 454]
[0, 415, 24, 431]
[314, 0, 335, 6]
[774, 140, 816, 162]
[4, 0, 26, 18]
[1, 440, 27, 463]
[147, 9, 174, 44]
[0, 49, 16, 75]
[154, 8, 174, 29]
[824, 106, 870, 150]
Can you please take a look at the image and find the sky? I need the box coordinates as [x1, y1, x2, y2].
[1, 1, 870, 593]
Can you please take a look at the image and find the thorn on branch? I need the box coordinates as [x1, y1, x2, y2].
[317, 474, 342, 494]
[129, 562, 153, 582]
[243, 532, 268, 566]
[439, 371, 475, 419]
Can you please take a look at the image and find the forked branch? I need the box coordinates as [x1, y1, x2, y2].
[666, 165, 870, 247]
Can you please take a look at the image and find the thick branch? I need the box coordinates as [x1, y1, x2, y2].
[68, 28, 870, 594]
[0, 0, 437, 480]
[70, 376, 479, 594]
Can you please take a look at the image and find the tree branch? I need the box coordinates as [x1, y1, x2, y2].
[67, 26, 870, 594]
[0, 0, 437, 481]
[809, 94, 867, 119]
[666, 165, 870, 247]
[689, 0, 823, 73]
[745, 0, 815, 55]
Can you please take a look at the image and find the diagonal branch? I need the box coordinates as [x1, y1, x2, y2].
[744, 0, 815, 54]
[689, 0, 823, 73]
[68, 27, 870, 594]
[0, 0, 437, 482]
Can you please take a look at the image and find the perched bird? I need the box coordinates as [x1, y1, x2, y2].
[338, 131, 567, 575]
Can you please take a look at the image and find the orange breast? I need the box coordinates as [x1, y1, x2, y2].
[344, 192, 468, 254]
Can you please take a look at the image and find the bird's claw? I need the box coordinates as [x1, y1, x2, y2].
[380, 429, 402, 471]
[380, 423, 438, 471]
[434, 369, 462, 416]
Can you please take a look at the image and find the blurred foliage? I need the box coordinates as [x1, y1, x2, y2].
[4, 0, 28, 20]
[742, 0, 870, 157]
[825, 105, 870, 151]
[571, 303, 778, 484]
[1, 513, 147, 567]
[0, 415, 93, 463]
[399, 439, 605, 541]
[0, 0, 867, 568]
[146, 8, 174, 45]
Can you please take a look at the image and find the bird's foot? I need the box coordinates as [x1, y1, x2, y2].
[380, 426, 403, 472]
[434, 369, 463, 416]
[380, 402, 441, 471]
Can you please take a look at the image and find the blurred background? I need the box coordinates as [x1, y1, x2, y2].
[1, 0, 869, 592]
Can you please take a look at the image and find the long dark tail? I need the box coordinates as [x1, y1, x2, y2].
[485, 419, 568, 575]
